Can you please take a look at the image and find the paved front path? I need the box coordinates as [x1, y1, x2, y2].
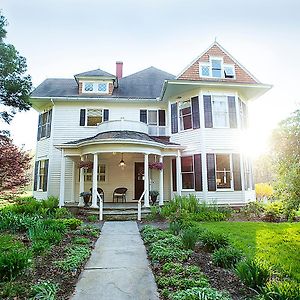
[71, 221, 159, 300]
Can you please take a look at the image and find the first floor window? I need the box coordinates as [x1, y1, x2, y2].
[34, 159, 49, 191]
[83, 164, 106, 182]
[216, 154, 232, 189]
[181, 156, 194, 189]
[179, 100, 192, 130]
[244, 158, 252, 190]
[87, 109, 103, 126]
[212, 96, 229, 128]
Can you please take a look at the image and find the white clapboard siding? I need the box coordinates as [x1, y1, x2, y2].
[36, 138, 50, 158]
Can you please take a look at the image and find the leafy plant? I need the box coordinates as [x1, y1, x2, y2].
[170, 287, 232, 300]
[181, 228, 199, 250]
[141, 226, 173, 244]
[169, 220, 182, 236]
[31, 281, 58, 300]
[199, 231, 230, 252]
[87, 215, 98, 222]
[240, 201, 265, 218]
[31, 240, 51, 254]
[212, 247, 243, 268]
[55, 245, 91, 272]
[60, 218, 82, 230]
[0, 281, 28, 299]
[263, 201, 285, 222]
[235, 259, 271, 290]
[73, 237, 91, 245]
[262, 280, 300, 300]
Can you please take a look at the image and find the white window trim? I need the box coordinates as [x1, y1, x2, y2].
[144, 109, 167, 136]
[83, 163, 107, 183]
[37, 159, 47, 192]
[211, 95, 230, 129]
[85, 108, 104, 127]
[215, 154, 234, 191]
[83, 81, 109, 94]
[178, 99, 193, 132]
[181, 155, 195, 191]
[199, 57, 235, 79]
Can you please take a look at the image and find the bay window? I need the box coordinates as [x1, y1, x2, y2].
[181, 156, 194, 189]
[179, 100, 192, 130]
[216, 154, 232, 189]
[212, 96, 229, 128]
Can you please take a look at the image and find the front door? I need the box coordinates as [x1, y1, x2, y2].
[134, 162, 144, 200]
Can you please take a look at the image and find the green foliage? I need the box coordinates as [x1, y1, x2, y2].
[169, 220, 182, 235]
[0, 281, 28, 298]
[31, 280, 58, 300]
[235, 259, 271, 290]
[141, 225, 174, 244]
[0, 244, 32, 281]
[87, 215, 98, 222]
[73, 237, 91, 245]
[181, 228, 199, 250]
[51, 207, 73, 219]
[60, 218, 82, 230]
[55, 245, 91, 272]
[199, 230, 230, 252]
[212, 247, 243, 269]
[240, 201, 265, 218]
[271, 109, 300, 214]
[170, 287, 232, 300]
[77, 224, 99, 237]
[31, 240, 51, 254]
[262, 280, 300, 300]
[263, 201, 285, 222]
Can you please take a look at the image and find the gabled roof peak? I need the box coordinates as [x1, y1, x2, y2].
[74, 68, 115, 78]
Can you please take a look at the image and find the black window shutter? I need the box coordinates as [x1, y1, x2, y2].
[103, 109, 109, 121]
[43, 160, 49, 192]
[172, 158, 177, 191]
[140, 110, 147, 124]
[80, 109, 86, 126]
[228, 96, 237, 128]
[194, 154, 202, 191]
[171, 103, 178, 134]
[158, 110, 166, 126]
[33, 161, 39, 191]
[206, 153, 216, 191]
[46, 109, 52, 138]
[191, 96, 200, 129]
[203, 95, 213, 128]
[37, 114, 42, 141]
[232, 154, 242, 191]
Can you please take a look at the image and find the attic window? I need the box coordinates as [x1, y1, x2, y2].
[224, 66, 235, 78]
[199, 59, 235, 79]
[82, 82, 108, 93]
[98, 83, 107, 92]
[84, 82, 93, 92]
[211, 59, 222, 77]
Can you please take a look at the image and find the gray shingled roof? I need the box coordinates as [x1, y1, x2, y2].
[64, 131, 179, 146]
[31, 67, 175, 99]
[74, 68, 115, 78]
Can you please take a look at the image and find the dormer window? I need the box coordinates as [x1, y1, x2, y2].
[199, 57, 235, 79]
[83, 82, 108, 94]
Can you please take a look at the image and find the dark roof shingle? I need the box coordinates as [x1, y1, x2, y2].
[74, 68, 115, 78]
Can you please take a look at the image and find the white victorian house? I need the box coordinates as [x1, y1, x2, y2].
[30, 42, 271, 209]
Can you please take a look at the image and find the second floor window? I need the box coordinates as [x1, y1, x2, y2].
[140, 109, 166, 136]
[179, 100, 192, 130]
[87, 109, 103, 126]
[37, 109, 52, 140]
[212, 96, 229, 128]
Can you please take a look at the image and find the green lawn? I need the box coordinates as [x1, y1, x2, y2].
[193, 221, 300, 281]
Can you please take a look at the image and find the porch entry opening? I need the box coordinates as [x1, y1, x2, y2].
[135, 162, 144, 200]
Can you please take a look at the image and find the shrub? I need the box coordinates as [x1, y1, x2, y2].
[77, 224, 100, 237]
[262, 280, 300, 300]
[255, 183, 274, 200]
[60, 218, 82, 230]
[52, 207, 73, 219]
[169, 220, 182, 235]
[212, 247, 243, 269]
[240, 201, 265, 218]
[235, 259, 271, 290]
[162, 262, 202, 277]
[55, 245, 91, 271]
[0, 282, 27, 298]
[141, 226, 173, 244]
[73, 237, 91, 245]
[87, 215, 98, 222]
[31, 281, 58, 300]
[199, 231, 230, 252]
[149, 235, 183, 249]
[263, 201, 285, 222]
[181, 228, 199, 250]
[0, 246, 32, 281]
[170, 287, 232, 300]
[31, 240, 51, 254]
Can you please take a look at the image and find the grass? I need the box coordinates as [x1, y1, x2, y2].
[192, 221, 300, 281]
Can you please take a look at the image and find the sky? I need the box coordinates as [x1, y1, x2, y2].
[1, 0, 300, 157]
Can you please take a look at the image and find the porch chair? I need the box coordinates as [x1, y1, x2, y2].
[90, 187, 104, 204]
[113, 187, 127, 203]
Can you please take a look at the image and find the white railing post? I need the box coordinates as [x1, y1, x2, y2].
[97, 191, 103, 221]
[137, 190, 145, 221]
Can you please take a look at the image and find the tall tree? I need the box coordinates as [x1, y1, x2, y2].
[0, 13, 32, 124]
[0, 135, 31, 199]
[271, 109, 300, 213]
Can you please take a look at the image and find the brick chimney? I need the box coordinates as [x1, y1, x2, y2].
[116, 61, 123, 79]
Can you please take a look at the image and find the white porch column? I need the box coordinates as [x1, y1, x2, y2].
[159, 155, 164, 206]
[176, 150, 182, 196]
[59, 149, 65, 208]
[91, 153, 99, 208]
[78, 156, 84, 207]
[144, 153, 150, 207]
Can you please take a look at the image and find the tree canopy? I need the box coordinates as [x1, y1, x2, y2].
[271, 109, 300, 213]
[0, 13, 32, 124]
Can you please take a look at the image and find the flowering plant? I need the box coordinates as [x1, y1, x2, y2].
[78, 161, 93, 169]
[149, 162, 164, 170]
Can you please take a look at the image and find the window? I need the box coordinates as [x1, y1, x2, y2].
[34, 159, 49, 191]
[38, 160, 46, 190]
[179, 100, 192, 130]
[148, 110, 158, 125]
[212, 96, 229, 128]
[199, 58, 235, 79]
[244, 158, 251, 190]
[181, 156, 194, 189]
[87, 109, 103, 126]
[216, 154, 232, 189]
[83, 164, 106, 182]
[140, 110, 166, 136]
[37, 110, 52, 140]
[83, 82, 108, 93]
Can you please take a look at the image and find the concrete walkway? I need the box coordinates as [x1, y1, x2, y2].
[71, 221, 159, 300]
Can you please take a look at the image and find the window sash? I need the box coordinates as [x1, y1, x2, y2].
[179, 100, 193, 131]
[212, 96, 229, 128]
[38, 160, 45, 190]
[86, 109, 103, 126]
[215, 154, 233, 189]
[83, 164, 106, 182]
[181, 156, 195, 190]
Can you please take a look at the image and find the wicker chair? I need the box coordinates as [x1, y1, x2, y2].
[90, 187, 104, 203]
[113, 187, 127, 203]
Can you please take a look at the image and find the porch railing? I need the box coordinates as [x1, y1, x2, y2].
[96, 191, 103, 221]
[137, 190, 145, 221]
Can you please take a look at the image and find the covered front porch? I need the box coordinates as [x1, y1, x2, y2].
[56, 129, 184, 208]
